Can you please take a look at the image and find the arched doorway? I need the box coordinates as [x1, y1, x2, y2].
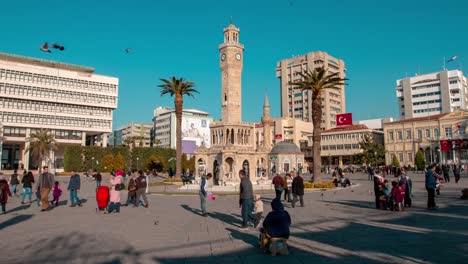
[225, 157, 234, 179]
[257, 158, 266, 177]
[213, 160, 220, 185]
[242, 160, 250, 178]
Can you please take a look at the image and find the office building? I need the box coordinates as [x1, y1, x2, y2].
[153, 107, 212, 150]
[0, 52, 118, 170]
[276, 51, 346, 129]
[114, 123, 152, 147]
[396, 70, 468, 119]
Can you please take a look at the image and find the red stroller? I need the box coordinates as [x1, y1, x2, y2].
[96, 186, 110, 212]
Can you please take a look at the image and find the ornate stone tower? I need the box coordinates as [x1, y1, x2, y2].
[261, 92, 272, 151]
[219, 21, 244, 123]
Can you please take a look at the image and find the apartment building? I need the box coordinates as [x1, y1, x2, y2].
[0, 52, 118, 170]
[276, 51, 346, 129]
[396, 70, 468, 119]
[113, 123, 152, 147]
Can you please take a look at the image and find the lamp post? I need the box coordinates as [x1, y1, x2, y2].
[136, 157, 140, 171]
[91, 156, 94, 171]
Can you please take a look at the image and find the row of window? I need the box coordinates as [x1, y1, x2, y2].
[1, 112, 111, 129]
[321, 132, 367, 141]
[388, 127, 454, 141]
[413, 99, 441, 106]
[412, 91, 441, 98]
[390, 153, 413, 164]
[0, 97, 111, 117]
[0, 82, 116, 105]
[3, 126, 83, 140]
[411, 83, 440, 90]
[413, 107, 442, 114]
[0, 68, 117, 93]
[322, 144, 360, 151]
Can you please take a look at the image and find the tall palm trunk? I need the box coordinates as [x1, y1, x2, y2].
[312, 91, 322, 181]
[174, 94, 183, 179]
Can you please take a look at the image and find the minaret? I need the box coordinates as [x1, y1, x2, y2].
[219, 21, 244, 123]
[261, 91, 272, 150]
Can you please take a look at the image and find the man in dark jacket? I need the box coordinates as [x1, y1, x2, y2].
[135, 171, 148, 208]
[291, 173, 305, 208]
[37, 166, 54, 211]
[239, 170, 258, 230]
[425, 165, 437, 209]
[20, 171, 35, 204]
[9, 169, 20, 196]
[68, 170, 82, 207]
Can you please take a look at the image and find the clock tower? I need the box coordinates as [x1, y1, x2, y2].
[219, 21, 244, 123]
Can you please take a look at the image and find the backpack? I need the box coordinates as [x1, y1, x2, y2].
[115, 183, 125, 191]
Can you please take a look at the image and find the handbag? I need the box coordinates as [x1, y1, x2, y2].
[115, 183, 125, 191]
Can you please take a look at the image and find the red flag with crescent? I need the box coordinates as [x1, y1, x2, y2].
[336, 113, 353, 126]
[440, 140, 451, 151]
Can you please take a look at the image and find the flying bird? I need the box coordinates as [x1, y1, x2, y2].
[125, 48, 132, 54]
[447, 55, 458, 63]
[40, 42, 51, 53]
[52, 43, 65, 51]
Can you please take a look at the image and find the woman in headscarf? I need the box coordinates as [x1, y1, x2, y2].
[259, 198, 291, 250]
[106, 170, 123, 214]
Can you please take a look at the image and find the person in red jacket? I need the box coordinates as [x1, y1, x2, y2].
[272, 174, 285, 199]
[0, 174, 13, 214]
[391, 181, 403, 211]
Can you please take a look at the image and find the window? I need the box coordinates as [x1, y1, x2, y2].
[406, 130, 412, 139]
[425, 129, 430, 138]
[408, 152, 413, 163]
[445, 127, 452, 137]
[434, 128, 439, 139]
[398, 153, 404, 162]
[417, 130, 422, 140]
[397, 131, 403, 140]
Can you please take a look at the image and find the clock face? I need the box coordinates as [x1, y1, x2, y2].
[236, 53, 241, 60]
[221, 53, 226, 61]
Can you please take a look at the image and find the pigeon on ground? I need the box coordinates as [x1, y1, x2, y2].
[40, 42, 51, 53]
[52, 43, 65, 51]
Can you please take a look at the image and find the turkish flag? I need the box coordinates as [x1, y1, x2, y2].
[440, 140, 451, 151]
[275, 134, 282, 139]
[336, 113, 353, 126]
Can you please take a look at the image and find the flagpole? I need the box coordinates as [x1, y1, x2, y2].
[443, 56, 446, 71]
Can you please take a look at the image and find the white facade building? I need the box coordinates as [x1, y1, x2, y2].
[0, 52, 118, 170]
[396, 70, 468, 119]
[114, 123, 152, 147]
[153, 107, 212, 149]
[356, 117, 394, 131]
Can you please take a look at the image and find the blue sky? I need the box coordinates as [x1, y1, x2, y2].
[1, 0, 466, 129]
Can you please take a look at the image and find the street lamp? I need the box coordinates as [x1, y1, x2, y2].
[91, 157, 95, 171]
[136, 157, 140, 171]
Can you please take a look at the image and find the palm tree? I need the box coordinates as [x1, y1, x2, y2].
[289, 67, 347, 181]
[26, 129, 58, 169]
[159, 77, 199, 179]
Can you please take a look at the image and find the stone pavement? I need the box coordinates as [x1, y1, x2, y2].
[0, 172, 467, 264]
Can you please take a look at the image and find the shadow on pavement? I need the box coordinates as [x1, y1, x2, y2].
[0, 214, 33, 230]
[6, 204, 31, 214]
[180, 204, 202, 216]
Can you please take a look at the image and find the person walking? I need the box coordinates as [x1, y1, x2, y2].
[239, 170, 258, 230]
[95, 171, 102, 189]
[283, 173, 292, 202]
[9, 169, 20, 196]
[454, 164, 461, 183]
[399, 172, 413, 208]
[52, 181, 62, 207]
[21, 171, 35, 204]
[373, 170, 384, 209]
[425, 164, 437, 209]
[123, 173, 137, 206]
[0, 174, 12, 214]
[134, 171, 149, 208]
[67, 170, 82, 207]
[272, 173, 285, 199]
[291, 173, 305, 208]
[106, 170, 123, 214]
[199, 173, 212, 216]
[37, 166, 54, 212]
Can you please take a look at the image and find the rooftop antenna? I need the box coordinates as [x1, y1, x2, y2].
[443, 56, 446, 71]
[230, 16, 233, 24]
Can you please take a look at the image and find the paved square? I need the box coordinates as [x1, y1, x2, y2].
[0, 172, 467, 264]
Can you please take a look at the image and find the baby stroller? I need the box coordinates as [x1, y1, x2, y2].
[96, 186, 110, 212]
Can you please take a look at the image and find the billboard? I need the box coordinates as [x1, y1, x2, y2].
[182, 117, 210, 148]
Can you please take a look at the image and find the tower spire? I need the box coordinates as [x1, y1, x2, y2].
[230, 16, 233, 25]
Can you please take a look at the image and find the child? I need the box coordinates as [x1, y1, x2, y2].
[52, 181, 62, 207]
[399, 182, 406, 211]
[380, 180, 391, 210]
[254, 194, 264, 224]
[35, 186, 41, 206]
[391, 181, 403, 211]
